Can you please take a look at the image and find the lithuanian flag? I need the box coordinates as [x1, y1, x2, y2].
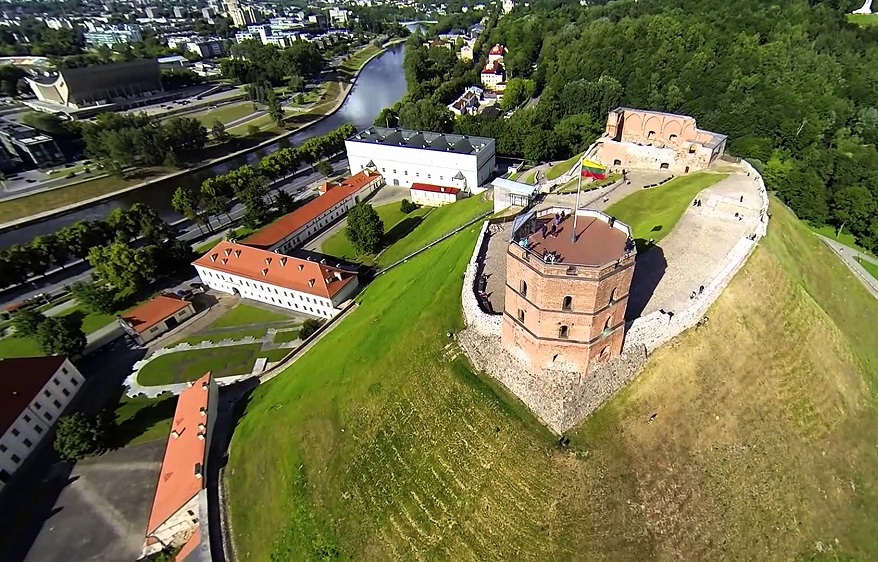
[581, 159, 607, 180]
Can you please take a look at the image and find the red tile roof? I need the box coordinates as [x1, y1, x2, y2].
[242, 170, 382, 249]
[411, 183, 460, 195]
[0, 356, 67, 435]
[489, 44, 506, 55]
[192, 241, 358, 299]
[146, 373, 212, 536]
[120, 295, 191, 334]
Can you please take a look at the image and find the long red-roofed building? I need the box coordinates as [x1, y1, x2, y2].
[241, 168, 383, 253]
[143, 372, 216, 559]
[192, 241, 359, 318]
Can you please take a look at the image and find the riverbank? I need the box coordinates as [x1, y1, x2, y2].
[0, 41, 400, 235]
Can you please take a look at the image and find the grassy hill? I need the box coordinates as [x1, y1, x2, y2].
[226, 197, 878, 561]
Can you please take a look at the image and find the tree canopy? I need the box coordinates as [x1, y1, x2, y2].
[346, 203, 384, 255]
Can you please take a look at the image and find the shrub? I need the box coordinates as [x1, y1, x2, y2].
[300, 318, 324, 339]
[400, 199, 418, 214]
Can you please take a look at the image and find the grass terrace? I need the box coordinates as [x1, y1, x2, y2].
[338, 44, 384, 76]
[137, 343, 287, 386]
[211, 303, 291, 328]
[605, 171, 726, 246]
[225, 194, 878, 561]
[848, 12, 878, 27]
[545, 151, 585, 180]
[191, 102, 257, 126]
[319, 201, 432, 261]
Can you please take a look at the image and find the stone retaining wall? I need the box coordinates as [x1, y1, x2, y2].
[461, 220, 502, 337]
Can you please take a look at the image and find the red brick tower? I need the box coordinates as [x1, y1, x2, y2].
[502, 208, 636, 373]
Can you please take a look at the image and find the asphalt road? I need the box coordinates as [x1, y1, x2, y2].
[0, 153, 349, 309]
[817, 234, 878, 298]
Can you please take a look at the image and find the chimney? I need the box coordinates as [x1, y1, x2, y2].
[199, 407, 206, 416]
[197, 433, 205, 441]
[194, 463, 203, 478]
[171, 430, 180, 439]
[198, 423, 206, 431]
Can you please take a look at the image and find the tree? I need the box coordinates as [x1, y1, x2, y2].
[345, 203, 384, 254]
[400, 199, 418, 213]
[107, 207, 140, 242]
[69, 282, 118, 315]
[398, 98, 454, 132]
[288, 74, 306, 93]
[211, 119, 230, 144]
[267, 90, 284, 127]
[31, 233, 69, 269]
[12, 309, 46, 337]
[172, 186, 205, 232]
[58, 220, 111, 260]
[247, 124, 260, 136]
[54, 412, 109, 461]
[299, 318, 323, 339]
[36, 315, 86, 356]
[21, 111, 74, 137]
[88, 243, 159, 292]
[316, 160, 334, 177]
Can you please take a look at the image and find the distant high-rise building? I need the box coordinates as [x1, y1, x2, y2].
[173, 6, 186, 18]
[201, 6, 214, 18]
[145, 6, 159, 18]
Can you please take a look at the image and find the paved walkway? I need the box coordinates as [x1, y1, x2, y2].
[818, 235, 878, 298]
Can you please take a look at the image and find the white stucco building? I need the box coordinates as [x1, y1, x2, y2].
[410, 183, 464, 206]
[119, 294, 196, 346]
[0, 356, 85, 490]
[193, 242, 360, 318]
[241, 169, 384, 253]
[345, 127, 496, 194]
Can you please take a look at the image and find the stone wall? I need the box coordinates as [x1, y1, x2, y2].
[461, 220, 502, 337]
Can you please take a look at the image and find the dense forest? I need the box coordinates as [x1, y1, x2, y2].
[390, 0, 878, 253]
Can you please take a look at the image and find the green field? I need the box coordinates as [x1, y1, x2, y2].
[191, 103, 256, 126]
[0, 335, 44, 359]
[848, 12, 878, 27]
[858, 257, 878, 281]
[273, 329, 300, 343]
[112, 393, 177, 447]
[555, 172, 622, 194]
[320, 201, 432, 261]
[546, 151, 585, 180]
[606, 172, 726, 245]
[60, 305, 116, 335]
[376, 195, 492, 268]
[339, 44, 384, 76]
[137, 343, 270, 386]
[225, 194, 878, 561]
[211, 303, 291, 328]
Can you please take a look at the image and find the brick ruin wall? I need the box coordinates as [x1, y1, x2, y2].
[458, 161, 770, 434]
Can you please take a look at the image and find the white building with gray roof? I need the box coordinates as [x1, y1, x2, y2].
[345, 127, 496, 194]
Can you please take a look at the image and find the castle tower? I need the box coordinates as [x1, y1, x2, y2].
[502, 208, 635, 373]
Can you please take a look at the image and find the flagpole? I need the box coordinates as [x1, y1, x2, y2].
[572, 154, 585, 243]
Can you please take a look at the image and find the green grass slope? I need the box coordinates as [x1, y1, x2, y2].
[320, 201, 432, 261]
[226, 196, 878, 561]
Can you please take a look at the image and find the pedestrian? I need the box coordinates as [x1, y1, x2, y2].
[740, 195, 744, 203]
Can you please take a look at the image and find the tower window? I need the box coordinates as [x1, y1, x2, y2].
[517, 309, 525, 323]
[559, 325, 569, 339]
[647, 130, 656, 139]
[609, 288, 617, 304]
[562, 296, 572, 310]
[604, 314, 613, 331]
[519, 280, 527, 297]
[600, 346, 610, 360]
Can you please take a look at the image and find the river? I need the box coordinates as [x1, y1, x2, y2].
[0, 43, 408, 249]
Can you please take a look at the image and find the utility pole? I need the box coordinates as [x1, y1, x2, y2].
[572, 154, 584, 243]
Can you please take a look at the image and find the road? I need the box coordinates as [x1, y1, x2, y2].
[0, 153, 350, 309]
[817, 234, 878, 298]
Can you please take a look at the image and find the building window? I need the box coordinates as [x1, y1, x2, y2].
[613, 159, 622, 166]
[559, 325, 569, 339]
[517, 309, 525, 322]
[53, 400, 61, 408]
[0, 444, 6, 453]
[659, 162, 669, 170]
[669, 134, 678, 142]
[43, 390, 51, 398]
[382, 168, 385, 172]
[600, 346, 610, 360]
[11, 429, 19, 437]
[427, 174, 431, 179]
[23, 415, 31, 423]
[393, 169, 397, 174]
[61, 367, 68, 375]
[404, 171, 408, 176]
[604, 314, 613, 331]
[52, 378, 60, 386]
[33, 402, 41, 410]
[62, 389, 70, 397]
[44, 413, 53, 421]
[23, 438, 32, 448]
[609, 288, 617, 304]
[10, 454, 20, 464]
[562, 296, 572, 310]
[519, 280, 527, 297]
[647, 130, 656, 139]
[34, 426, 43, 434]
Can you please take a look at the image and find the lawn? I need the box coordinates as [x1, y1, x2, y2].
[605, 171, 726, 245]
[809, 223, 873, 255]
[174, 327, 269, 345]
[60, 305, 116, 335]
[273, 329, 300, 343]
[226, 193, 878, 561]
[519, 168, 539, 184]
[211, 303, 292, 328]
[137, 343, 268, 386]
[848, 12, 878, 27]
[319, 201, 432, 261]
[112, 393, 177, 447]
[858, 257, 878, 282]
[0, 170, 169, 224]
[0, 335, 44, 359]
[191, 102, 256, 126]
[545, 151, 585, 180]
[339, 44, 384, 76]
[376, 195, 493, 268]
